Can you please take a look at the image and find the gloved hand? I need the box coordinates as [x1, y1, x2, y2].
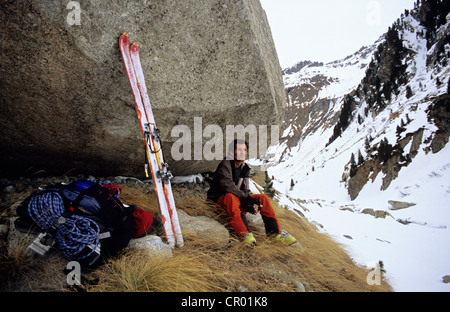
[241, 196, 261, 214]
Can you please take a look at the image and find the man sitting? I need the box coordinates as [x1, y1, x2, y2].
[207, 139, 297, 246]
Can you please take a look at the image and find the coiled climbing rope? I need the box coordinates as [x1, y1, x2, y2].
[56, 215, 100, 261]
[27, 189, 100, 261]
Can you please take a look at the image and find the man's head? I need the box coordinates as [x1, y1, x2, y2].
[228, 139, 248, 162]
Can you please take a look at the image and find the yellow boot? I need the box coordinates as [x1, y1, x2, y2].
[271, 233, 297, 246]
[242, 233, 256, 246]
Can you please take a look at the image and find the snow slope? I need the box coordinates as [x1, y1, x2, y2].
[255, 13, 450, 292]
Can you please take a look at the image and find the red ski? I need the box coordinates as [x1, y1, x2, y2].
[119, 32, 183, 248]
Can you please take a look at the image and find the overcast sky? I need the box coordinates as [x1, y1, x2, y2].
[259, 0, 418, 69]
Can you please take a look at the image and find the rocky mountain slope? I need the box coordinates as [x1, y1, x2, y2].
[266, 0, 449, 200]
[259, 0, 449, 291]
[276, 37, 383, 161]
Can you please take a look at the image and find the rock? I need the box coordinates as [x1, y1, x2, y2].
[427, 94, 450, 154]
[339, 207, 354, 213]
[3, 185, 15, 194]
[0, 224, 8, 237]
[443, 275, 450, 284]
[128, 235, 172, 259]
[381, 156, 403, 191]
[245, 212, 264, 230]
[293, 280, 306, 292]
[178, 210, 230, 248]
[236, 285, 249, 292]
[348, 158, 382, 200]
[0, 0, 285, 177]
[388, 200, 416, 210]
[361, 208, 393, 219]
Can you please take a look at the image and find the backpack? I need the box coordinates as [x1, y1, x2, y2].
[15, 179, 138, 267]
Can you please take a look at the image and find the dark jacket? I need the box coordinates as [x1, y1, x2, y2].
[207, 159, 251, 202]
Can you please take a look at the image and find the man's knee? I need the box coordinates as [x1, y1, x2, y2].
[223, 193, 240, 202]
[218, 193, 242, 213]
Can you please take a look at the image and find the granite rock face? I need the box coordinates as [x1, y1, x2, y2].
[0, 0, 285, 177]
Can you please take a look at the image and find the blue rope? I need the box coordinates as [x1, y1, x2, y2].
[56, 215, 100, 261]
[27, 189, 100, 261]
[28, 190, 65, 232]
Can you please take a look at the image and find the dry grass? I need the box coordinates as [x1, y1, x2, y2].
[89, 247, 225, 292]
[88, 183, 392, 292]
[1, 179, 393, 292]
[0, 232, 69, 291]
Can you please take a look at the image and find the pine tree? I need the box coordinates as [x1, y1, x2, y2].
[378, 138, 393, 163]
[401, 118, 406, 127]
[365, 137, 371, 154]
[396, 124, 406, 136]
[406, 85, 413, 99]
[358, 150, 365, 166]
[406, 113, 411, 123]
[340, 95, 355, 131]
[383, 82, 392, 101]
[350, 153, 357, 177]
[263, 171, 276, 198]
[420, 0, 450, 49]
[327, 123, 342, 146]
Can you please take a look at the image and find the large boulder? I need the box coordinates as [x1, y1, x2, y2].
[0, 0, 286, 177]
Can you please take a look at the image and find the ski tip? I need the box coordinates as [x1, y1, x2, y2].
[120, 32, 129, 43]
[132, 42, 139, 47]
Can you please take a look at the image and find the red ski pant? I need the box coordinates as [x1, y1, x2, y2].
[215, 193, 281, 237]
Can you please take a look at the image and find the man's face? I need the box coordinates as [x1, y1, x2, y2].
[234, 143, 247, 161]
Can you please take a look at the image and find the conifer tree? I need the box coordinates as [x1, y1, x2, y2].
[350, 153, 357, 177]
[263, 171, 276, 198]
[358, 150, 365, 166]
[365, 137, 371, 154]
[406, 85, 413, 99]
[378, 138, 393, 163]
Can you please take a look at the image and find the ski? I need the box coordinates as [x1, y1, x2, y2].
[119, 32, 183, 248]
[129, 39, 184, 248]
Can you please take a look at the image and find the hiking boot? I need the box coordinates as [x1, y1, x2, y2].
[242, 233, 256, 246]
[271, 233, 297, 246]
